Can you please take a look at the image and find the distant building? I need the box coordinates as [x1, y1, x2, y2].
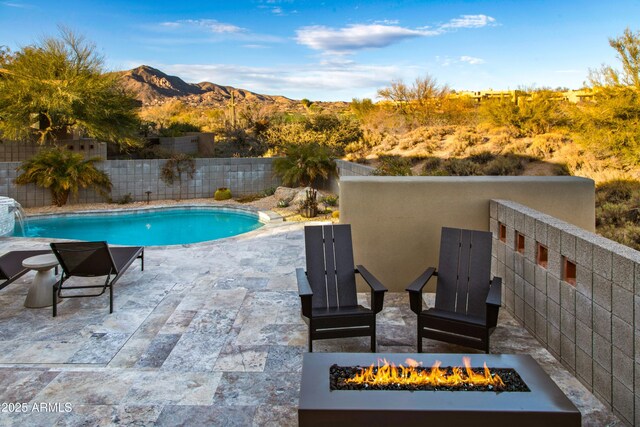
[451, 90, 530, 105]
[451, 88, 596, 104]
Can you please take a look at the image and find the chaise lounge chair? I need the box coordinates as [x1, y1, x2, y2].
[50, 241, 144, 317]
[297, 224, 387, 352]
[406, 227, 502, 353]
[0, 249, 54, 291]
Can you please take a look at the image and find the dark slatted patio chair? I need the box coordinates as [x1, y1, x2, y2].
[406, 227, 502, 353]
[0, 250, 53, 291]
[50, 241, 144, 317]
[297, 224, 387, 352]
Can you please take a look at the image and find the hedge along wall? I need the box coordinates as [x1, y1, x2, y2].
[0, 158, 281, 207]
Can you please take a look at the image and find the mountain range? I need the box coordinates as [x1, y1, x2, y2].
[118, 65, 295, 107]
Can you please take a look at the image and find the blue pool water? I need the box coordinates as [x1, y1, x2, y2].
[13, 208, 264, 246]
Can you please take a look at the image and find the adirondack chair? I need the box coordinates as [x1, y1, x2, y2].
[406, 227, 502, 353]
[297, 224, 387, 352]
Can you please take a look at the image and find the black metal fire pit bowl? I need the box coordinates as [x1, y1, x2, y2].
[298, 353, 581, 427]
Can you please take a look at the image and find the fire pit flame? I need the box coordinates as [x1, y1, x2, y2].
[345, 357, 506, 389]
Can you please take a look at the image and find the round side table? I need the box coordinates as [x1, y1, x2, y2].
[23, 253, 59, 308]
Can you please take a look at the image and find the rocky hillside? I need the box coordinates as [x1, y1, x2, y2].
[118, 65, 295, 107]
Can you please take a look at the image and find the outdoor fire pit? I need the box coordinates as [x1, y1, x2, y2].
[298, 353, 581, 427]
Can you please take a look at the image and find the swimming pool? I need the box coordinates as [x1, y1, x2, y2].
[13, 207, 265, 246]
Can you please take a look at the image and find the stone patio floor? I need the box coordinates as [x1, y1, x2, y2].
[0, 220, 622, 426]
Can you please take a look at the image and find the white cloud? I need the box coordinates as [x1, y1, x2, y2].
[296, 24, 438, 53]
[296, 14, 496, 54]
[159, 19, 245, 34]
[158, 62, 399, 98]
[460, 56, 485, 65]
[441, 14, 496, 29]
[2, 1, 34, 8]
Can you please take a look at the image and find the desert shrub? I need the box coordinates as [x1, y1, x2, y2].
[598, 224, 640, 251]
[261, 186, 276, 197]
[528, 132, 570, 159]
[332, 210, 340, 219]
[596, 179, 640, 205]
[276, 199, 290, 208]
[322, 195, 339, 206]
[595, 180, 640, 250]
[552, 163, 572, 176]
[491, 133, 512, 149]
[500, 138, 530, 156]
[373, 155, 413, 176]
[573, 86, 640, 167]
[444, 158, 480, 176]
[479, 91, 571, 137]
[421, 157, 443, 175]
[468, 151, 496, 164]
[451, 129, 484, 155]
[159, 121, 201, 137]
[482, 155, 524, 175]
[161, 153, 195, 185]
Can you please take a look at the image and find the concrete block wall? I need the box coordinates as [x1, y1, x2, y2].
[0, 158, 281, 207]
[0, 139, 107, 161]
[491, 199, 640, 426]
[158, 135, 199, 155]
[323, 159, 375, 194]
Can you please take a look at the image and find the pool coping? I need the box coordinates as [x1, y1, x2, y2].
[6, 203, 285, 248]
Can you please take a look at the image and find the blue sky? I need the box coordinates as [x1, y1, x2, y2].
[1, 0, 638, 101]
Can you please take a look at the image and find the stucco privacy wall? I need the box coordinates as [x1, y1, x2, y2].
[0, 158, 281, 207]
[491, 199, 640, 426]
[339, 176, 595, 293]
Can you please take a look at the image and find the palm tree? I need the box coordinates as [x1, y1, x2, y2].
[273, 143, 337, 189]
[15, 148, 112, 206]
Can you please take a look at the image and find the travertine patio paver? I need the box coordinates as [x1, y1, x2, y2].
[0, 220, 622, 426]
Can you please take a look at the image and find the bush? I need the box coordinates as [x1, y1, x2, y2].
[322, 195, 339, 206]
[276, 199, 290, 208]
[468, 151, 495, 164]
[527, 133, 569, 159]
[332, 210, 340, 219]
[161, 154, 195, 185]
[373, 155, 413, 176]
[261, 186, 276, 197]
[443, 158, 480, 176]
[159, 121, 201, 137]
[451, 129, 482, 155]
[482, 155, 524, 175]
[214, 187, 232, 200]
[595, 180, 640, 250]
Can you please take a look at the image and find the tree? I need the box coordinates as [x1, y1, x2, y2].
[377, 75, 450, 122]
[15, 148, 112, 206]
[589, 27, 640, 89]
[273, 143, 337, 189]
[0, 28, 141, 146]
[577, 28, 640, 166]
